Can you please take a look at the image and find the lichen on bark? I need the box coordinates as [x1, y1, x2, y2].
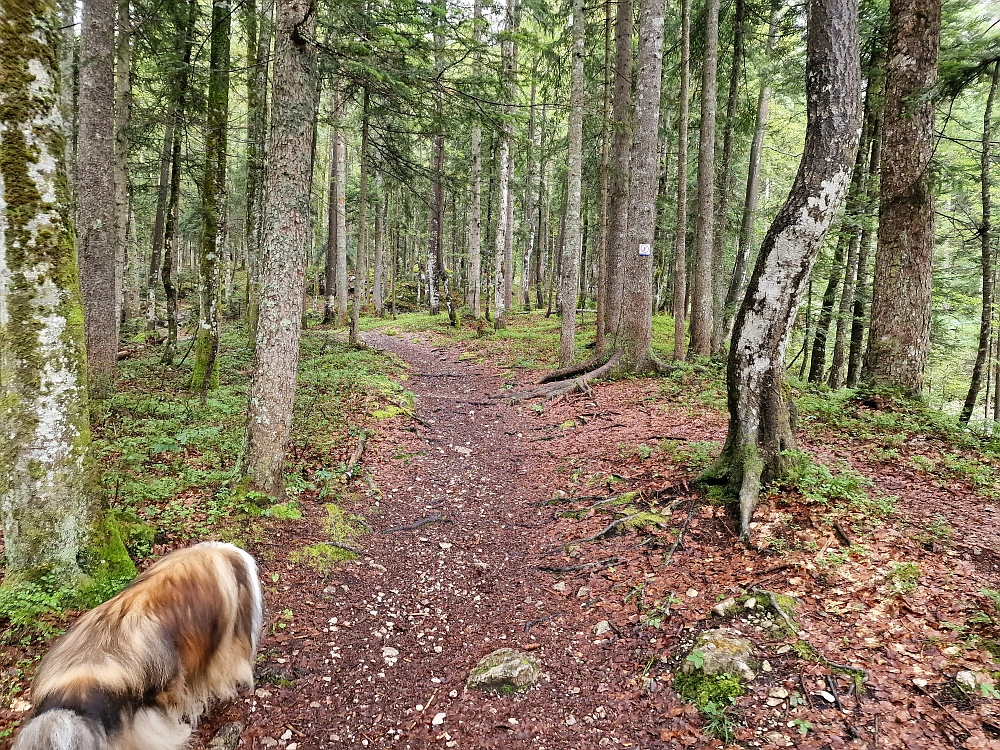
[0, 0, 135, 591]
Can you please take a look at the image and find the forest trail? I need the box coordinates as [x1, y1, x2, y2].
[211, 331, 703, 750]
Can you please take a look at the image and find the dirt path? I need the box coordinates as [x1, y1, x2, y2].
[221, 332, 701, 750]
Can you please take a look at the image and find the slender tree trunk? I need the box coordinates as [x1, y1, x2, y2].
[595, 0, 612, 353]
[241, 0, 317, 498]
[807, 233, 847, 382]
[688, 0, 720, 356]
[245, 0, 271, 336]
[191, 0, 231, 397]
[358, 88, 371, 315]
[160, 0, 196, 365]
[522, 80, 537, 310]
[723, 0, 780, 340]
[829, 58, 883, 388]
[77, 0, 119, 397]
[148, 120, 173, 332]
[534, 106, 549, 310]
[672, 0, 691, 361]
[710, 0, 743, 353]
[861, 0, 941, 395]
[336, 123, 348, 326]
[374, 172, 385, 316]
[0, 0, 127, 589]
[559, 0, 585, 366]
[323, 94, 339, 323]
[961, 60, 999, 424]
[604, 0, 633, 342]
[467, 0, 483, 319]
[114, 0, 131, 325]
[706, 0, 861, 537]
[847, 111, 882, 387]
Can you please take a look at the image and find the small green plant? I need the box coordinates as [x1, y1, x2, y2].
[885, 561, 921, 595]
[673, 671, 743, 743]
[685, 650, 705, 670]
[790, 719, 813, 736]
[668, 441, 720, 470]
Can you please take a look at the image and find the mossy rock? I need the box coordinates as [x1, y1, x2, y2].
[467, 648, 542, 693]
[682, 628, 757, 681]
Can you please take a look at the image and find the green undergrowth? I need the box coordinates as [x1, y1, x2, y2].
[673, 671, 742, 743]
[92, 326, 406, 544]
[796, 383, 1000, 500]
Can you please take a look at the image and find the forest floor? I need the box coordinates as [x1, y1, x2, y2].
[4, 313, 1000, 749]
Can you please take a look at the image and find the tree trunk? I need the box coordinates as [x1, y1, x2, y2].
[723, 0, 780, 341]
[705, 0, 861, 537]
[672, 0, 691, 361]
[960, 60, 999, 424]
[603, 0, 633, 342]
[335, 123, 348, 326]
[559, 0, 585, 367]
[861, 0, 941, 395]
[245, 0, 271, 337]
[373, 172, 385, 316]
[323, 93, 338, 324]
[0, 0, 130, 590]
[114, 0, 131, 325]
[493, 137, 511, 329]
[59, 0, 77, 200]
[846, 110, 882, 387]
[688, 0, 720, 357]
[241, 0, 317, 498]
[710, 0, 744, 353]
[522, 80, 537, 310]
[77, 0, 119, 397]
[807, 233, 847, 382]
[148, 119, 173, 332]
[467, 0, 483, 319]
[595, 0, 612, 353]
[358, 89, 371, 314]
[613, 0, 667, 372]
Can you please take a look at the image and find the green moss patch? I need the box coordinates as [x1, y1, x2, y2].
[290, 543, 358, 573]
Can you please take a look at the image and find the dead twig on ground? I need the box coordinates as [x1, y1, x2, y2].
[345, 431, 369, 477]
[538, 556, 620, 573]
[660, 499, 698, 569]
[383, 512, 445, 533]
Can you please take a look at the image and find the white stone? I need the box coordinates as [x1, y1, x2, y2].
[432, 712, 446, 726]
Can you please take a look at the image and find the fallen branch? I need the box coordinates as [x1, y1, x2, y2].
[383, 512, 445, 533]
[545, 513, 644, 553]
[834, 521, 854, 546]
[661, 499, 698, 569]
[327, 541, 362, 555]
[537, 354, 606, 384]
[752, 588, 799, 635]
[345, 431, 370, 477]
[538, 556, 620, 573]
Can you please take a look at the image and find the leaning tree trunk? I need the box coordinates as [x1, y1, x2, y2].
[559, 0, 585, 367]
[672, 0, 691, 362]
[705, 0, 861, 538]
[241, 0, 317, 498]
[861, 0, 941, 395]
[191, 0, 230, 397]
[688, 0, 720, 357]
[960, 60, 999, 424]
[0, 0, 134, 590]
[77, 0, 118, 398]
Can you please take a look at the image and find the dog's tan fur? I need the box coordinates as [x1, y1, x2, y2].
[12, 542, 262, 750]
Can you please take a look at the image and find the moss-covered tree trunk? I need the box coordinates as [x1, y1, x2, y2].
[241, 0, 317, 498]
[191, 0, 230, 396]
[705, 0, 861, 538]
[0, 0, 134, 589]
[77, 0, 118, 397]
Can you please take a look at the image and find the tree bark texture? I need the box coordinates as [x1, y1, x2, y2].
[960, 60, 999, 424]
[603, 0, 633, 342]
[559, 0, 585, 367]
[708, 0, 861, 537]
[77, 0, 118, 397]
[522, 81, 537, 310]
[113, 0, 131, 324]
[323, 94, 338, 323]
[688, 0, 719, 356]
[0, 0, 105, 586]
[613, 0, 667, 372]
[245, 0, 271, 335]
[672, 0, 691, 362]
[595, 0, 612, 353]
[242, 0, 317, 498]
[191, 0, 231, 395]
[861, 0, 940, 395]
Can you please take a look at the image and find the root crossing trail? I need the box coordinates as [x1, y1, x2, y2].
[225, 333, 695, 750]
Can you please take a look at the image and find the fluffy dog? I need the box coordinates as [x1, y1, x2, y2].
[12, 542, 263, 750]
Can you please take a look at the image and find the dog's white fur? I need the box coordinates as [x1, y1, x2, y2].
[11, 542, 263, 750]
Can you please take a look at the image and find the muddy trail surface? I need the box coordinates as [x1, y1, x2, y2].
[209, 332, 702, 750]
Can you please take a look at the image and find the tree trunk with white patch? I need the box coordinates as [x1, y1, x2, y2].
[861, 0, 940, 395]
[241, 0, 317, 498]
[77, 0, 118, 397]
[704, 0, 861, 537]
[0, 0, 123, 589]
[559, 0, 585, 367]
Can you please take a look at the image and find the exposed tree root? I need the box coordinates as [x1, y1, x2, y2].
[545, 511, 644, 554]
[383, 512, 445, 533]
[537, 556, 620, 573]
[511, 351, 624, 402]
[537, 354, 606, 383]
